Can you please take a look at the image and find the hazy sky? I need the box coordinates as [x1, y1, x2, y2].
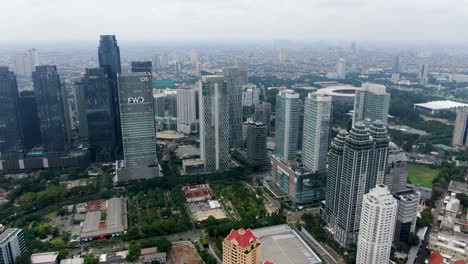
[2, 0, 467, 43]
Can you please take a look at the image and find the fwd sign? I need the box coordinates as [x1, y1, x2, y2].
[128, 97, 145, 103]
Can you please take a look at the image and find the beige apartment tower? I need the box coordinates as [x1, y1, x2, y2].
[223, 229, 262, 264]
[452, 107, 468, 148]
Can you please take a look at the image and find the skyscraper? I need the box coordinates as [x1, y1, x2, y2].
[199, 75, 230, 172]
[98, 35, 122, 157]
[392, 56, 401, 74]
[393, 190, 420, 243]
[336, 58, 346, 79]
[384, 142, 408, 193]
[223, 229, 261, 264]
[18, 91, 41, 150]
[275, 90, 302, 161]
[222, 67, 243, 149]
[323, 121, 390, 247]
[452, 107, 468, 148]
[33, 65, 70, 154]
[176, 88, 198, 134]
[0, 228, 26, 264]
[356, 185, 397, 264]
[75, 68, 116, 161]
[131, 61, 152, 73]
[302, 92, 332, 172]
[353, 83, 390, 127]
[418, 64, 429, 87]
[234, 59, 248, 85]
[254, 103, 271, 135]
[14, 49, 40, 77]
[245, 121, 268, 170]
[279, 48, 286, 63]
[116, 72, 159, 181]
[0, 67, 22, 158]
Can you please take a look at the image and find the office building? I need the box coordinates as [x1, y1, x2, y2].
[392, 56, 401, 74]
[223, 229, 261, 264]
[75, 68, 116, 161]
[18, 91, 41, 150]
[98, 35, 122, 157]
[393, 190, 420, 243]
[323, 121, 390, 247]
[0, 228, 26, 264]
[356, 185, 397, 264]
[270, 155, 325, 204]
[14, 49, 40, 77]
[279, 48, 286, 63]
[33, 66, 70, 154]
[131, 61, 152, 73]
[116, 72, 159, 181]
[384, 142, 408, 193]
[235, 59, 249, 85]
[419, 64, 429, 87]
[254, 103, 271, 135]
[152, 54, 169, 72]
[353, 83, 390, 127]
[199, 75, 230, 172]
[176, 88, 198, 134]
[275, 90, 302, 161]
[0, 67, 22, 158]
[336, 58, 346, 79]
[153, 90, 177, 130]
[222, 67, 243, 149]
[452, 107, 468, 148]
[302, 92, 332, 172]
[242, 84, 260, 106]
[245, 121, 268, 170]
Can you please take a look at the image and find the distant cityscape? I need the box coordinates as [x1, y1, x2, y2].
[0, 34, 467, 264]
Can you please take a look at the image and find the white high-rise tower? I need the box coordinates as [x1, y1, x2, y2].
[356, 185, 397, 264]
[336, 58, 346, 79]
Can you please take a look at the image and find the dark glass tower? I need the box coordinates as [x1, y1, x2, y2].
[131, 61, 152, 73]
[19, 91, 41, 150]
[32, 65, 70, 154]
[75, 68, 116, 161]
[0, 67, 22, 157]
[98, 35, 122, 158]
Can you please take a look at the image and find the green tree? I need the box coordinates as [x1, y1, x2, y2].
[83, 255, 99, 264]
[126, 241, 140, 262]
[408, 233, 420, 246]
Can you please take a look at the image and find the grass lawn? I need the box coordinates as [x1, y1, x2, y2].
[407, 163, 440, 188]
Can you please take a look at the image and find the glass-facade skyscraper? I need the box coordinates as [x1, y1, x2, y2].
[131, 61, 152, 73]
[222, 67, 243, 149]
[275, 89, 302, 161]
[75, 68, 116, 161]
[116, 72, 159, 181]
[199, 75, 230, 172]
[98, 35, 122, 158]
[322, 121, 389, 248]
[302, 92, 332, 173]
[0, 67, 22, 158]
[33, 65, 70, 155]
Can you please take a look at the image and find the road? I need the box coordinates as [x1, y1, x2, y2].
[208, 241, 222, 264]
[297, 227, 342, 264]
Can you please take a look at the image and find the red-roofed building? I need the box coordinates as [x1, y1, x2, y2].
[454, 260, 466, 264]
[428, 252, 444, 264]
[223, 228, 262, 264]
[182, 184, 214, 202]
[263, 261, 274, 264]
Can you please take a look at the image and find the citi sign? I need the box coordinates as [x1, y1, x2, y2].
[140, 77, 150, 82]
[128, 97, 145, 103]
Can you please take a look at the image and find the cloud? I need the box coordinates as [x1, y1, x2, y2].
[0, 0, 466, 42]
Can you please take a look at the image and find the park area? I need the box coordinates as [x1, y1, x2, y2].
[408, 163, 440, 188]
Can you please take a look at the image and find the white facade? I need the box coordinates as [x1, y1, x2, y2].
[302, 92, 332, 172]
[357, 185, 397, 264]
[0, 228, 26, 264]
[14, 49, 40, 77]
[336, 58, 346, 79]
[242, 84, 260, 106]
[353, 83, 390, 127]
[176, 88, 198, 134]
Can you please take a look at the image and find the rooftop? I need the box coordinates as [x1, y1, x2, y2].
[80, 197, 128, 239]
[31, 252, 58, 264]
[414, 100, 468, 110]
[0, 228, 22, 246]
[252, 225, 322, 264]
[226, 228, 258, 248]
[182, 184, 213, 201]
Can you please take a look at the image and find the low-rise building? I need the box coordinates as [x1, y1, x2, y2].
[80, 197, 128, 242]
[182, 159, 205, 175]
[31, 252, 59, 264]
[182, 184, 214, 202]
[139, 247, 166, 263]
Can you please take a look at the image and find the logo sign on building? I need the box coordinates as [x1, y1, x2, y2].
[128, 97, 145, 103]
[140, 77, 150, 82]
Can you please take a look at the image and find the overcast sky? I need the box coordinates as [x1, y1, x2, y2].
[1, 0, 467, 43]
